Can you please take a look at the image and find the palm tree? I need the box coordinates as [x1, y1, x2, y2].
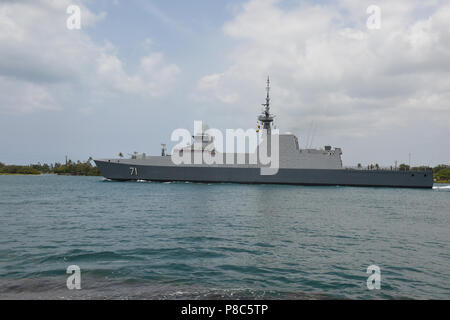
[118, 152, 124, 158]
[357, 163, 362, 169]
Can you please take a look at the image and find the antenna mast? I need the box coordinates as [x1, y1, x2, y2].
[264, 76, 270, 113]
[258, 76, 274, 135]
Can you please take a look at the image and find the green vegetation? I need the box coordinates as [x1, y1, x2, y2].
[53, 160, 100, 176]
[433, 164, 449, 174]
[434, 167, 450, 183]
[0, 159, 101, 176]
[0, 164, 40, 175]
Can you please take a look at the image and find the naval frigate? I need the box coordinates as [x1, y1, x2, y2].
[94, 78, 433, 188]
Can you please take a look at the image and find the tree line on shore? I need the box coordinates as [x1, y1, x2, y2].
[432, 165, 450, 181]
[0, 159, 100, 176]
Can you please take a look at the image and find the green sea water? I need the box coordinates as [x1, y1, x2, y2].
[0, 175, 449, 299]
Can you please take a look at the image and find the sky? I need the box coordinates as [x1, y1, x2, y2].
[0, 0, 449, 167]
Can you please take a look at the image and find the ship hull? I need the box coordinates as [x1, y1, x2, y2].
[95, 160, 433, 188]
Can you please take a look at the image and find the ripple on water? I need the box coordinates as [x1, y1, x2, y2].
[0, 175, 449, 299]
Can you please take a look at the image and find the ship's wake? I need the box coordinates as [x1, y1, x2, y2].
[433, 185, 450, 190]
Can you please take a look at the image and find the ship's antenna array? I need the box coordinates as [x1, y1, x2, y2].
[263, 76, 270, 113]
[257, 76, 274, 134]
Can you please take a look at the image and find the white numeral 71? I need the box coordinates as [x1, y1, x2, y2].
[129, 167, 138, 176]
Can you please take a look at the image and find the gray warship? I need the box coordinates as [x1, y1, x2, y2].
[95, 79, 433, 188]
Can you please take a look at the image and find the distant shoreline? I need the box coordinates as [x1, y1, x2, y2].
[0, 173, 41, 176]
[0, 160, 101, 176]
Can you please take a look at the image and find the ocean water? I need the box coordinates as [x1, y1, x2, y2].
[0, 174, 449, 300]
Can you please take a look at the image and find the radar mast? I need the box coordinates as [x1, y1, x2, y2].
[258, 76, 274, 135]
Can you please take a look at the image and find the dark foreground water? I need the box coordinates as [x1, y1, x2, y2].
[0, 175, 449, 299]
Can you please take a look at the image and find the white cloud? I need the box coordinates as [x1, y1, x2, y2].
[196, 73, 238, 103]
[196, 0, 450, 137]
[0, 0, 180, 114]
[94, 51, 180, 96]
[0, 76, 59, 113]
[198, 73, 225, 90]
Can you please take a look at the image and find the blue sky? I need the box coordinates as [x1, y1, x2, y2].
[1, 0, 449, 166]
[87, 0, 237, 73]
